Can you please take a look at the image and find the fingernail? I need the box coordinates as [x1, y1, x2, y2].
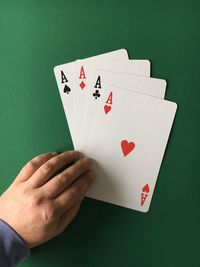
[68, 150, 78, 156]
[51, 152, 59, 155]
[83, 157, 91, 164]
[68, 150, 75, 153]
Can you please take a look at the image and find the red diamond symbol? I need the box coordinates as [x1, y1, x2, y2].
[79, 81, 86, 90]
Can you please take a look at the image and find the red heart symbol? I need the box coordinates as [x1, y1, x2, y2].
[121, 140, 135, 156]
[104, 105, 111, 114]
[142, 184, 150, 193]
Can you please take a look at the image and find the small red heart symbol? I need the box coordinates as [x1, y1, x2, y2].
[142, 184, 150, 193]
[104, 105, 111, 114]
[121, 140, 135, 156]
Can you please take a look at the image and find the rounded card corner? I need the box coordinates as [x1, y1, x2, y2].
[173, 102, 178, 110]
[142, 206, 150, 213]
[146, 59, 151, 66]
[53, 65, 59, 73]
[162, 79, 167, 88]
[121, 48, 129, 57]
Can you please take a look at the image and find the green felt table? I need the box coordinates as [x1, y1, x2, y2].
[0, 1, 200, 267]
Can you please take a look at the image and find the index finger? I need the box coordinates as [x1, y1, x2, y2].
[28, 151, 83, 188]
[15, 152, 59, 183]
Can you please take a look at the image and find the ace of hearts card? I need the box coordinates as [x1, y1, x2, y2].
[83, 85, 177, 212]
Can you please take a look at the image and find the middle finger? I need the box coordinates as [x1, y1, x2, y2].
[42, 156, 92, 198]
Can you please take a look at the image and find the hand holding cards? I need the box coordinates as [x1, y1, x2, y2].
[54, 49, 177, 212]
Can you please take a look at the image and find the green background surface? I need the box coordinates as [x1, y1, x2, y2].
[0, 1, 199, 266]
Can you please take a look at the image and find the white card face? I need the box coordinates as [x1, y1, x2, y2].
[74, 59, 151, 148]
[53, 49, 128, 146]
[83, 86, 177, 212]
[93, 59, 151, 77]
[77, 70, 167, 150]
[54, 62, 75, 143]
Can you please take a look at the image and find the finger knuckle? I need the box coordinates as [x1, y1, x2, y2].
[42, 162, 54, 173]
[68, 150, 79, 158]
[72, 160, 85, 175]
[65, 170, 74, 180]
[28, 159, 38, 169]
[78, 158, 85, 168]
[56, 173, 67, 186]
[31, 194, 43, 207]
[57, 171, 72, 185]
[70, 184, 80, 198]
[43, 204, 57, 223]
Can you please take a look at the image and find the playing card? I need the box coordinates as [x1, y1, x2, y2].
[54, 62, 75, 143]
[74, 59, 151, 148]
[83, 86, 177, 212]
[54, 49, 128, 145]
[90, 59, 151, 76]
[77, 71, 167, 150]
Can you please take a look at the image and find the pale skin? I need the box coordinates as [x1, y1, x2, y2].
[0, 151, 96, 248]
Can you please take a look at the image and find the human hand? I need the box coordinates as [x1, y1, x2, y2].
[0, 151, 95, 248]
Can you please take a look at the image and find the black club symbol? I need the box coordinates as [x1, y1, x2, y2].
[93, 90, 100, 99]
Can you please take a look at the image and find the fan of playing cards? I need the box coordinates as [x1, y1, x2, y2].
[54, 49, 177, 212]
